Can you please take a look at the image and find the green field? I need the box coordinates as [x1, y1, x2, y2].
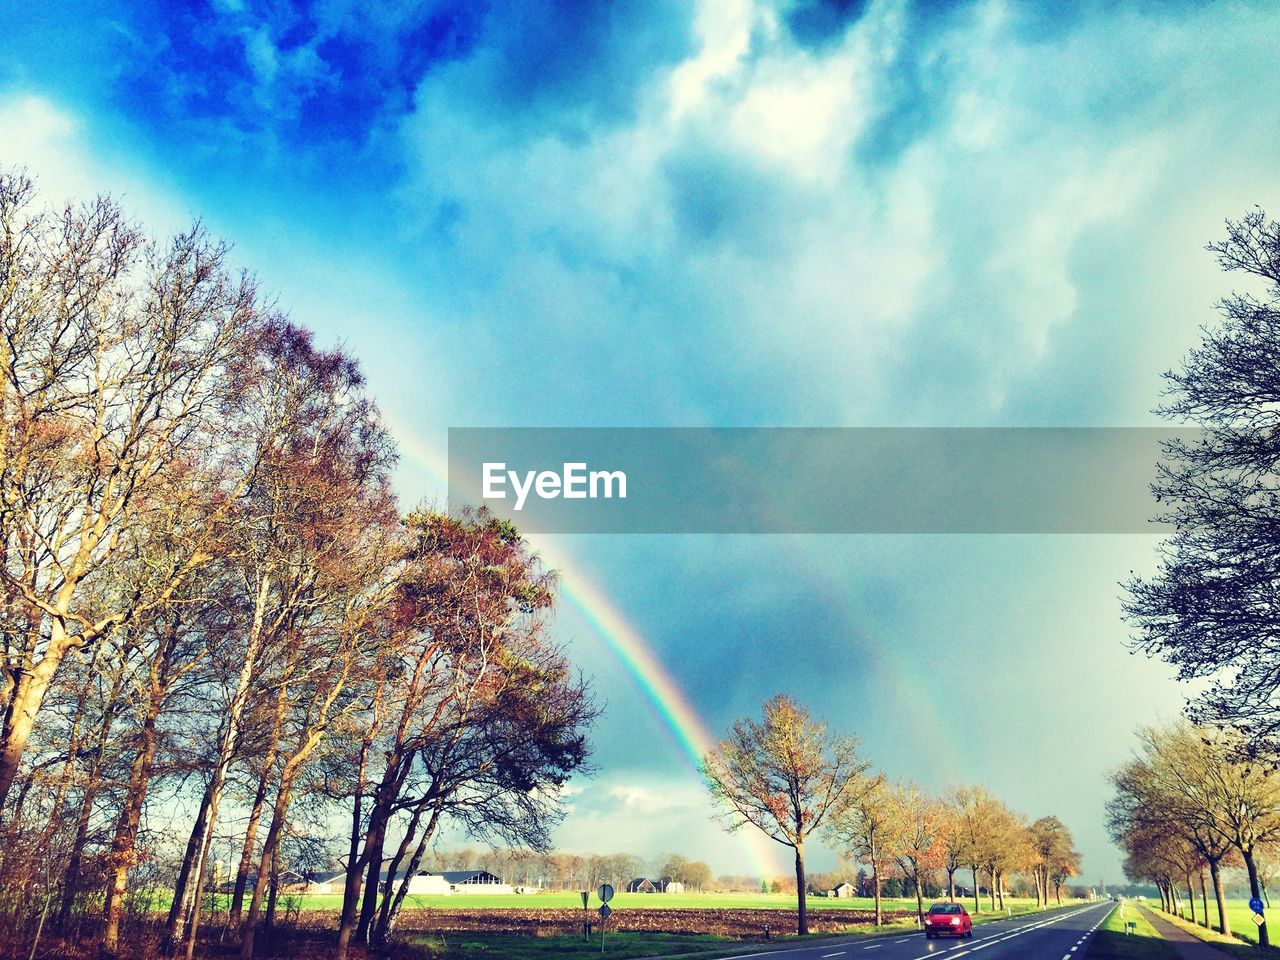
[1168, 902, 1280, 950]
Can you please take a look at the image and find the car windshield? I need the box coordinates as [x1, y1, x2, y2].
[929, 905, 962, 915]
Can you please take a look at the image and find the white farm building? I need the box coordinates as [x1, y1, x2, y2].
[304, 868, 513, 896]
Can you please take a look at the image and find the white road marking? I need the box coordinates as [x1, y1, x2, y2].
[715, 902, 1110, 960]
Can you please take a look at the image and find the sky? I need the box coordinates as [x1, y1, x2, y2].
[3, 0, 1280, 885]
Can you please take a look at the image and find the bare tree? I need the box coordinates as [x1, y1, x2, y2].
[887, 783, 947, 921]
[704, 694, 870, 936]
[826, 776, 894, 925]
[0, 171, 265, 809]
[1125, 210, 1280, 756]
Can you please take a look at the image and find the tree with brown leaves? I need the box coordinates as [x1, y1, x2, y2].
[704, 694, 870, 936]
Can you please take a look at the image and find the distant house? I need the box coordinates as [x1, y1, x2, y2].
[437, 870, 512, 894]
[830, 881, 855, 898]
[217, 869, 306, 894]
[303, 870, 346, 895]
[305, 867, 514, 897]
[626, 877, 685, 894]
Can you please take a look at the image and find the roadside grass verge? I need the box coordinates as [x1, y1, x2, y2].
[406, 931, 733, 959]
[1085, 904, 1177, 960]
[1155, 907, 1280, 957]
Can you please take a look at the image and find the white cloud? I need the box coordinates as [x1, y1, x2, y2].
[394, 0, 1280, 426]
[0, 92, 191, 235]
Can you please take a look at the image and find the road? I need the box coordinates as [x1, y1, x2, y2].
[700, 902, 1115, 960]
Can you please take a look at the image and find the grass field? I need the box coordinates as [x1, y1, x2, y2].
[1084, 902, 1176, 960]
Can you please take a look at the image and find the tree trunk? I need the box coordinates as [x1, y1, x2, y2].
[241, 673, 344, 960]
[1209, 857, 1229, 935]
[57, 793, 95, 929]
[228, 767, 271, 931]
[971, 866, 981, 914]
[264, 843, 280, 933]
[357, 744, 415, 944]
[914, 869, 924, 920]
[167, 576, 270, 957]
[996, 871, 1005, 911]
[355, 811, 388, 944]
[872, 860, 882, 927]
[946, 867, 955, 901]
[1199, 869, 1209, 928]
[1185, 873, 1196, 925]
[240, 772, 299, 958]
[1244, 848, 1269, 947]
[163, 784, 213, 954]
[53, 654, 108, 930]
[376, 796, 432, 936]
[181, 792, 226, 960]
[376, 806, 444, 947]
[988, 867, 996, 910]
[793, 841, 808, 936]
[102, 707, 161, 953]
[229, 684, 288, 929]
[0, 623, 74, 810]
[335, 743, 369, 960]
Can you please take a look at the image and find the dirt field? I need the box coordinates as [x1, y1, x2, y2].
[296, 906, 913, 939]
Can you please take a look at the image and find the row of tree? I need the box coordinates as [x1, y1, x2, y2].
[818, 866, 1091, 902]
[704, 695, 1082, 935]
[1117, 213, 1280, 950]
[1109, 722, 1280, 945]
[0, 172, 595, 958]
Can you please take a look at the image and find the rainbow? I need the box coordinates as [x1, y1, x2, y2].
[390, 425, 788, 879]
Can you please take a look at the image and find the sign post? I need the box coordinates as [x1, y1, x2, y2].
[581, 891, 590, 940]
[597, 883, 615, 953]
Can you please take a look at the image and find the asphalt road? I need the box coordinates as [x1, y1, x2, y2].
[703, 901, 1115, 960]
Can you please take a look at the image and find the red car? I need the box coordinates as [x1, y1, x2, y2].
[923, 902, 973, 938]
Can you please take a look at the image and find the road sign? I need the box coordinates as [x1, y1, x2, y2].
[581, 891, 589, 908]
[598, 883, 615, 903]
[1254, 912, 1266, 927]
[1251, 898, 1265, 913]
[599, 903, 613, 920]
